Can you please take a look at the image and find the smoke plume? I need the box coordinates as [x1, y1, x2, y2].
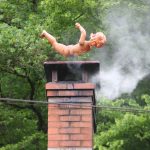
[92, 2, 150, 99]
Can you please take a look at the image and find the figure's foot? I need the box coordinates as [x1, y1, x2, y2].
[75, 22, 81, 29]
[40, 30, 46, 38]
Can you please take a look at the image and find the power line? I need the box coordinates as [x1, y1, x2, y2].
[0, 97, 49, 104]
[0, 97, 150, 113]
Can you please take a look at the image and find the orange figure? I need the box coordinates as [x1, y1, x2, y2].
[40, 23, 106, 57]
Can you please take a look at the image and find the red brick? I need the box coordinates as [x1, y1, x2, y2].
[59, 128, 80, 134]
[48, 128, 59, 134]
[74, 83, 95, 89]
[67, 84, 74, 89]
[48, 134, 69, 140]
[81, 127, 92, 134]
[54, 90, 94, 97]
[48, 122, 69, 128]
[80, 103, 92, 108]
[48, 109, 69, 115]
[70, 109, 92, 115]
[46, 83, 67, 89]
[48, 141, 59, 147]
[59, 141, 80, 147]
[48, 97, 70, 102]
[81, 141, 92, 147]
[48, 97, 92, 103]
[58, 90, 78, 96]
[70, 134, 92, 140]
[48, 104, 59, 108]
[59, 104, 81, 109]
[47, 91, 58, 96]
[70, 122, 92, 128]
[78, 90, 93, 96]
[81, 115, 92, 122]
[60, 116, 81, 122]
[48, 115, 59, 122]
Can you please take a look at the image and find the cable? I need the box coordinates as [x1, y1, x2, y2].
[0, 97, 150, 113]
[0, 97, 49, 104]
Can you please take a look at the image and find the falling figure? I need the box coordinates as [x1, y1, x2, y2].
[40, 23, 106, 57]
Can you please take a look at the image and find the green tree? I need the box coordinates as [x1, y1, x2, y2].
[1, 0, 150, 149]
[95, 96, 150, 150]
[0, 0, 108, 149]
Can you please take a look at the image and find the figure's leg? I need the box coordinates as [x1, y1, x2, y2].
[40, 30, 56, 45]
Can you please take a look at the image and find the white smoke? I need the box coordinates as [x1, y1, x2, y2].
[92, 3, 150, 99]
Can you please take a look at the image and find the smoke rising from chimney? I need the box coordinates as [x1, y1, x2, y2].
[92, 3, 150, 99]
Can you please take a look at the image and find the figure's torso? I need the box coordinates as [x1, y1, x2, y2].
[53, 41, 91, 57]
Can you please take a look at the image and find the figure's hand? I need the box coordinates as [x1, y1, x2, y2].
[75, 23, 81, 29]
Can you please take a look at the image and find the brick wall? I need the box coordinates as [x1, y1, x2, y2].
[46, 83, 95, 150]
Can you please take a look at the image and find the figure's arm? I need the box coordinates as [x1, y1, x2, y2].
[75, 23, 86, 45]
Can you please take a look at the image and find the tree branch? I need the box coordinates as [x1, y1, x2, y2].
[0, 67, 46, 132]
[32, 0, 38, 12]
[0, 100, 46, 133]
[72, 13, 85, 22]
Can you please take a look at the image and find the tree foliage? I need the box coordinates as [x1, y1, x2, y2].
[0, 0, 150, 149]
[0, 0, 107, 149]
[95, 95, 150, 150]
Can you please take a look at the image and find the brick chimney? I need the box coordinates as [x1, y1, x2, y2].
[44, 61, 99, 150]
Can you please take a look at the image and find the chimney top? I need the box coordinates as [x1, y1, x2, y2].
[44, 61, 100, 82]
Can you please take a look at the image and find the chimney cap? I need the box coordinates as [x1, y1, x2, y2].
[44, 61, 100, 82]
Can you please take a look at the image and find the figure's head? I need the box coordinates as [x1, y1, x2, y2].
[90, 32, 106, 48]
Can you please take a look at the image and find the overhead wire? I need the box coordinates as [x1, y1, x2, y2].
[0, 97, 150, 113]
